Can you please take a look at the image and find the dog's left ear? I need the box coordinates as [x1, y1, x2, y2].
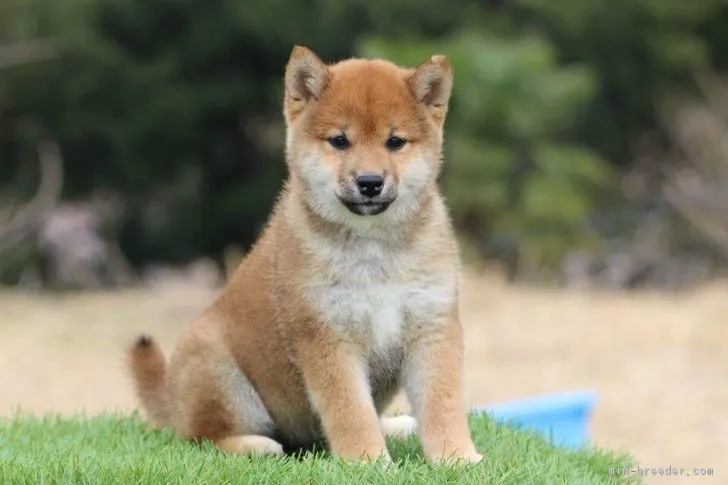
[408, 55, 453, 123]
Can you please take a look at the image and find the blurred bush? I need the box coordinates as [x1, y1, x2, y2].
[1, 0, 728, 286]
[361, 34, 610, 277]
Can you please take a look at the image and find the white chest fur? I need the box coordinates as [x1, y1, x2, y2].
[303, 235, 456, 352]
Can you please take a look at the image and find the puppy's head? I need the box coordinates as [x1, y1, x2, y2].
[282, 46, 453, 226]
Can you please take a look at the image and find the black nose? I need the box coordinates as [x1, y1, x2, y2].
[355, 174, 384, 198]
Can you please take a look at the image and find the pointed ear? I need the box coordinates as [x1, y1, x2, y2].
[284, 46, 329, 103]
[408, 55, 453, 122]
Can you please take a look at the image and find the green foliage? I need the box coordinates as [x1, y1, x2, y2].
[1, 0, 728, 276]
[0, 412, 638, 484]
[360, 34, 612, 274]
[1, 0, 481, 268]
[512, 0, 727, 164]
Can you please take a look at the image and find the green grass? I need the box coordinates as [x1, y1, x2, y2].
[0, 412, 640, 484]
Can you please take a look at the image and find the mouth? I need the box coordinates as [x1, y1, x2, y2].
[341, 200, 392, 216]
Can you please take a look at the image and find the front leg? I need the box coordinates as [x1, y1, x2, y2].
[294, 328, 390, 463]
[403, 309, 482, 465]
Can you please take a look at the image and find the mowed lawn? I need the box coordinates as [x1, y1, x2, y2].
[0, 412, 637, 485]
[1, 269, 726, 484]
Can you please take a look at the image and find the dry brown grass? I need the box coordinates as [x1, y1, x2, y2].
[1, 270, 725, 481]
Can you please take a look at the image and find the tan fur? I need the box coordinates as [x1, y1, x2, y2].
[127, 45, 482, 465]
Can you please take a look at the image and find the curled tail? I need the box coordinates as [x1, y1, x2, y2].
[127, 335, 169, 429]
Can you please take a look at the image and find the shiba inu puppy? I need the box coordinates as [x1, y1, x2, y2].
[128, 45, 482, 465]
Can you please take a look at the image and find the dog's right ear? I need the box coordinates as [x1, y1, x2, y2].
[285, 46, 328, 104]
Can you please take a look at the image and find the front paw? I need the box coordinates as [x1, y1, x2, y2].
[369, 450, 394, 469]
[338, 446, 392, 465]
[364, 448, 393, 464]
[430, 447, 483, 466]
[462, 450, 483, 464]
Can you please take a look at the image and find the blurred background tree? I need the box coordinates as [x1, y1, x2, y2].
[361, 33, 610, 278]
[2, 0, 728, 288]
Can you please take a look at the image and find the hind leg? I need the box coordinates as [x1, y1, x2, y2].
[215, 435, 285, 457]
[169, 336, 283, 457]
[380, 415, 417, 439]
[185, 386, 284, 457]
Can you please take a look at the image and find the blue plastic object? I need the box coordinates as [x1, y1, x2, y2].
[472, 389, 597, 449]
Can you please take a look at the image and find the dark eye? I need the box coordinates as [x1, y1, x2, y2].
[328, 135, 350, 150]
[386, 136, 406, 151]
